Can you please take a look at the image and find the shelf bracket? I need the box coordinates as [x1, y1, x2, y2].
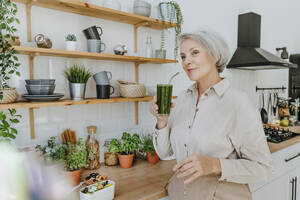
[134, 21, 150, 53]
[29, 108, 35, 139]
[134, 62, 140, 125]
[29, 54, 34, 79]
[26, 1, 32, 42]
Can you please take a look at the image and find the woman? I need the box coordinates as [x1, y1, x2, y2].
[150, 29, 272, 200]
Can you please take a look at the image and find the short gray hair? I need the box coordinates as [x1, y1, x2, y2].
[179, 29, 230, 73]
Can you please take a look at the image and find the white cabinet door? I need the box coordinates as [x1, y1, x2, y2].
[252, 169, 297, 200]
[295, 168, 300, 200]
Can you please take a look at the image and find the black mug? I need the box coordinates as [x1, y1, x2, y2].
[82, 26, 103, 40]
[96, 85, 114, 99]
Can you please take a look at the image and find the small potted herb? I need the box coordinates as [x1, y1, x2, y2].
[0, 109, 21, 142]
[117, 132, 141, 168]
[104, 138, 121, 166]
[142, 134, 159, 164]
[65, 34, 77, 51]
[35, 136, 64, 163]
[64, 64, 92, 101]
[60, 138, 89, 186]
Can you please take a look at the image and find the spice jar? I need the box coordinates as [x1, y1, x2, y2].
[34, 34, 52, 48]
[86, 126, 100, 170]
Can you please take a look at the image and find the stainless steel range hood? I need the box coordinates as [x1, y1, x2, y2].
[227, 12, 296, 70]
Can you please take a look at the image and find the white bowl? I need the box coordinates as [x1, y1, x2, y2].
[80, 180, 115, 200]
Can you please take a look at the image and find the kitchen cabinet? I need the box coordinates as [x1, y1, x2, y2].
[9, 0, 178, 139]
[251, 142, 300, 200]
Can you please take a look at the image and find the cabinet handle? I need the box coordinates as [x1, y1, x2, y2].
[285, 153, 300, 162]
[291, 178, 295, 200]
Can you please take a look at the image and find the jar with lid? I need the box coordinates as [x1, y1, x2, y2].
[86, 126, 100, 169]
[34, 34, 52, 49]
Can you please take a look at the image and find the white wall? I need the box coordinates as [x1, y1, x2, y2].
[10, 0, 300, 158]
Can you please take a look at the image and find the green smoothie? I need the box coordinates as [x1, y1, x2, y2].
[157, 84, 173, 115]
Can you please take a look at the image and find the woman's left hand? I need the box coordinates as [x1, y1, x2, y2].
[173, 154, 221, 184]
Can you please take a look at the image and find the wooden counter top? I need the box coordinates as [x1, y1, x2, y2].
[81, 159, 176, 200]
[268, 125, 300, 153]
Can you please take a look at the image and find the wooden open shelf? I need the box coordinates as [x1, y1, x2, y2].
[14, 46, 178, 64]
[0, 96, 177, 109]
[0, 96, 155, 110]
[13, 0, 177, 30]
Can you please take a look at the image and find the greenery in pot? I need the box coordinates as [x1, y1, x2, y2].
[0, 109, 21, 142]
[141, 134, 156, 156]
[0, 0, 21, 93]
[60, 138, 89, 171]
[107, 138, 121, 154]
[158, 1, 183, 59]
[65, 34, 77, 42]
[64, 64, 92, 83]
[119, 132, 141, 155]
[35, 136, 65, 163]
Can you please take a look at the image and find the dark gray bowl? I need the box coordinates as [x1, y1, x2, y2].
[25, 79, 55, 85]
[25, 84, 56, 95]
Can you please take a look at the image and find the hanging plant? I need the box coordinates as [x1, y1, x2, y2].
[0, 0, 21, 94]
[158, 1, 183, 59]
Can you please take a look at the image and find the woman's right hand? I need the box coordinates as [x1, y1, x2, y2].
[150, 96, 174, 130]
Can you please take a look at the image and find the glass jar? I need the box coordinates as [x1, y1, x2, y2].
[34, 34, 52, 49]
[86, 126, 100, 169]
[145, 36, 153, 58]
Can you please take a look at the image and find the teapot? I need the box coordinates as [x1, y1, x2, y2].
[113, 45, 127, 55]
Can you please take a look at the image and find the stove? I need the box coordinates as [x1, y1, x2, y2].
[263, 126, 299, 143]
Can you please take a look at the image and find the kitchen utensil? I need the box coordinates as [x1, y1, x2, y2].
[25, 84, 56, 95]
[96, 85, 114, 99]
[25, 79, 55, 85]
[82, 26, 103, 40]
[260, 92, 268, 124]
[22, 93, 64, 102]
[34, 34, 52, 48]
[93, 71, 112, 85]
[87, 39, 106, 53]
[273, 92, 278, 116]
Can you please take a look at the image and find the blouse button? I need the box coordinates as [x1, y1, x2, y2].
[196, 108, 199, 112]
[188, 125, 192, 129]
[204, 93, 208, 96]
[184, 144, 187, 147]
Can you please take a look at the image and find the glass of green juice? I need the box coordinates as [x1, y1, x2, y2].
[157, 84, 173, 115]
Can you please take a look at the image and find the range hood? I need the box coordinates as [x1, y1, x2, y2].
[227, 12, 297, 70]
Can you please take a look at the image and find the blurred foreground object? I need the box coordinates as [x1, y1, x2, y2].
[0, 142, 75, 200]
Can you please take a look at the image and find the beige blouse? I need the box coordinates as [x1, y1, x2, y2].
[153, 78, 273, 200]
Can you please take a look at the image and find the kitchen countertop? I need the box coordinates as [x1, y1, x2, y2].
[76, 126, 300, 200]
[80, 159, 176, 200]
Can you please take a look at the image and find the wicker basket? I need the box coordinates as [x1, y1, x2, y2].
[0, 88, 19, 104]
[119, 83, 146, 98]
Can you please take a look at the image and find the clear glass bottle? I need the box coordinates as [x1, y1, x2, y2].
[145, 36, 153, 58]
[86, 126, 100, 169]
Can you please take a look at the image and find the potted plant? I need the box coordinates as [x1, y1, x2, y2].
[0, 109, 21, 142]
[157, 1, 183, 59]
[64, 64, 92, 101]
[142, 134, 159, 164]
[103, 138, 121, 166]
[0, 0, 21, 103]
[117, 132, 141, 168]
[290, 98, 300, 121]
[65, 34, 77, 51]
[60, 138, 89, 186]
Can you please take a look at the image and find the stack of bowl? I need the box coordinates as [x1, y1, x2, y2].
[133, 0, 151, 17]
[25, 79, 56, 95]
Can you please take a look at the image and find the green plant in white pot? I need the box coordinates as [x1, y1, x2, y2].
[157, 1, 183, 59]
[65, 34, 77, 51]
[0, 0, 21, 103]
[64, 64, 92, 101]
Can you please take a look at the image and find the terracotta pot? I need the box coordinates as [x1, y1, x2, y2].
[65, 168, 82, 186]
[146, 151, 159, 164]
[117, 154, 134, 168]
